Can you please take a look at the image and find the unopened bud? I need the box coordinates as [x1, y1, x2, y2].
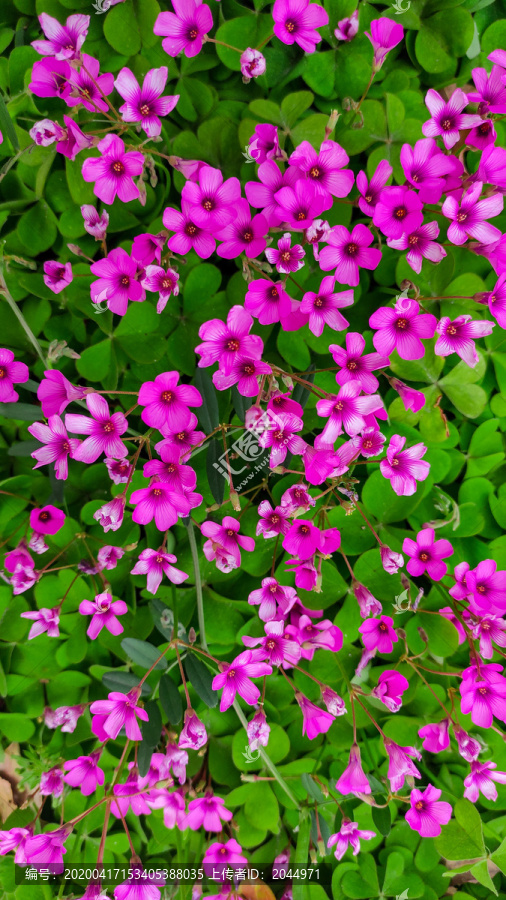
[230, 490, 241, 512]
[418, 626, 429, 644]
[188, 627, 196, 644]
[324, 109, 340, 139]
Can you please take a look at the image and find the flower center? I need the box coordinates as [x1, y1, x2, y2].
[363, 439, 373, 449]
[274, 429, 284, 441]
[478, 122, 490, 135]
[347, 360, 358, 370]
[441, 118, 452, 130]
[103, 422, 114, 433]
[478, 686, 487, 694]
[39, 511, 50, 521]
[228, 669, 235, 678]
[153, 488, 163, 497]
[394, 207, 407, 219]
[62, 441, 70, 452]
[415, 801, 424, 810]
[243, 363, 255, 375]
[162, 277, 172, 290]
[0, 367, 5, 379]
[280, 251, 291, 262]
[477, 584, 486, 593]
[166, 463, 177, 473]
[226, 339, 240, 351]
[202, 199, 214, 211]
[314, 297, 324, 308]
[267, 639, 276, 650]
[271, 515, 279, 524]
[300, 525, 310, 534]
[379, 623, 388, 631]
[346, 243, 358, 257]
[285, 19, 296, 32]
[391, 458, 399, 466]
[112, 160, 124, 174]
[188, 27, 199, 40]
[161, 390, 173, 402]
[156, 555, 164, 564]
[365, 193, 373, 202]
[309, 166, 320, 179]
[419, 551, 430, 562]
[457, 212, 467, 223]
[408, 234, 419, 245]
[334, 400, 344, 411]
[242, 228, 254, 243]
[447, 325, 457, 335]
[120, 275, 130, 287]
[395, 317, 408, 330]
[185, 222, 198, 236]
[296, 211, 306, 221]
[270, 287, 279, 298]
[176, 431, 186, 440]
[140, 103, 150, 117]
[226, 529, 235, 536]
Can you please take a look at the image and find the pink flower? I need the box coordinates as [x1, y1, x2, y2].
[245, 279, 291, 325]
[214, 357, 271, 396]
[353, 582, 382, 617]
[485, 272, 506, 328]
[203, 839, 248, 879]
[384, 739, 422, 791]
[258, 412, 306, 466]
[359, 615, 398, 654]
[466, 118, 497, 150]
[300, 276, 353, 337]
[201, 516, 255, 570]
[256, 500, 291, 539]
[266, 233, 306, 275]
[216, 199, 268, 259]
[155, 413, 205, 461]
[370, 297, 437, 360]
[380, 545, 405, 574]
[319, 223, 381, 287]
[372, 670, 409, 712]
[405, 784, 452, 837]
[240, 48, 266, 81]
[305, 217, 331, 259]
[90, 247, 145, 316]
[79, 591, 127, 639]
[0, 348, 29, 403]
[182, 166, 241, 232]
[442, 181, 503, 245]
[248, 124, 281, 164]
[246, 160, 298, 227]
[114, 867, 164, 899]
[56, 115, 93, 161]
[211, 650, 272, 711]
[30, 505, 65, 535]
[82, 134, 144, 205]
[365, 18, 404, 70]
[247, 708, 270, 749]
[356, 160, 392, 217]
[389, 377, 426, 413]
[272, 0, 328, 52]
[141, 265, 180, 314]
[115, 66, 179, 137]
[81, 205, 109, 241]
[289, 139, 354, 199]
[296, 693, 334, 739]
[65, 393, 128, 462]
[316, 382, 383, 443]
[37, 370, 86, 417]
[138, 371, 202, 432]
[400, 138, 455, 204]
[330, 332, 389, 393]
[29, 58, 71, 100]
[388, 221, 446, 275]
[40, 767, 64, 797]
[179, 709, 207, 750]
[93, 497, 125, 532]
[321, 686, 346, 716]
[466, 560, 506, 614]
[334, 10, 359, 42]
[42, 260, 72, 294]
[143, 445, 196, 493]
[469, 65, 506, 114]
[98, 545, 125, 570]
[402, 527, 453, 580]
[44, 704, 85, 733]
[63, 751, 104, 796]
[328, 819, 375, 860]
[244, 619, 301, 666]
[248, 577, 298, 622]
[275, 179, 332, 231]
[31, 12, 89, 59]
[30, 119, 62, 147]
[66, 54, 114, 113]
[185, 794, 233, 832]
[335, 743, 371, 795]
[422, 88, 482, 149]
[453, 725, 481, 762]
[380, 434, 429, 496]
[472, 616, 506, 660]
[373, 186, 423, 239]
[196, 306, 263, 370]
[24, 827, 72, 869]
[419, 719, 450, 752]
[163, 201, 215, 258]
[28, 415, 80, 480]
[464, 761, 506, 802]
[0, 827, 32, 863]
[154, 0, 213, 58]
[282, 519, 340, 560]
[21, 607, 60, 640]
[90, 689, 149, 741]
[130, 481, 191, 531]
[435, 315, 494, 367]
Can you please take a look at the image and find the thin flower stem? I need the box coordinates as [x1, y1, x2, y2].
[186, 519, 208, 651]
[232, 699, 299, 806]
[205, 36, 243, 53]
[175, 646, 191, 707]
[406, 658, 454, 720]
[256, 32, 273, 50]
[354, 695, 386, 737]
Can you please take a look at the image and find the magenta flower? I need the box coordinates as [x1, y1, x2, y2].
[214, 357, 272, 397]
[405, 784, 452, 838]
[114, 867, 164, 899]
[248, 123, 281, 164]
[82, 135, 144, 206]
[155, 413, 205, 461]
[334, 9, 359, 41]
[29, 58, 72, 100]
[402, 528, 453, 581]
[466, 560, 506, 615]
[258, 412, 306, 466]
[321, 686, 346, 717]
[356, 159, 392, 216]
[244, 619, 301, 666]
[79, 591, 127, 640]
[28, 415, 80, 480]
[201, 516, 255, 570]
[21, 607, 60, 640]
[30, 505, 65, 535]
[31, 12, 89, 59]
[373, 186, 423, 239]
[384, 739, 422, 791]
[90, 689, 149, 741]
[266, 233, 306, 275]
[370, 297, 437, 360]
[328, 819, 375, 860]
[24, 827, 71, 869]
[484, 273, 506, 328]
[461, 675, 506, 728]
[372, 670, 409, 712]
[97, 545, 124, 570]
[0, 348, 29, 403]
[203, 839, 248, 878]
[388, 221, 446, 275]
[290, 139, 354, 199]
[330, 332, 389, 393]
[245, 160, 298, 227]
[379, 545, 404, 574]
[256, 500, 291, 539]
[142, 265, 179, 314]
[179, 709, 208, 750]
[316, 382, 383, 443]
[30, 119, 61, 147]
[248, 577, 298, 622]
[154, 0, 213, 58]
[389, 377, 425, 413]
[442, 181, 503, 246]
[453, 725, 481, 762]
[163, 200, 216, 259]
[466, 118, 496, 150]
[300, 276, 353, 337]
[464, 761, 506, 802]
[469, 64, 506, 113]
[143, 445, 196, 494]
[81, 205, 109, 241]
[400, 138, 455, 204]
[240, 48, 266, 81]
[473, 616, 506, 660]
[282, 519, 340, 560]
[0, 828, 32, 863]
[138, 371, 202, 432]
[435, 315, 494, 367]
[42, 261, 72, 294]
[422, 88, 482, 149]
[115, 66, 179, 137]
[216, 199, 268, 259]
[245, 279, 292, 325]
[335, 743, 371, 795]
[185, 794, 233, 832]
[44, 704, 85, 733]
[63, 752, 104, 796]
[56, 115, 93, 161]
[90, 247, 145, 316]
[365, 18, 404, 70]
[93, 497, 125, 533]
[380, 434, 430, 496]
[275, 179, 331, 230]
[272, 0, 328, 51]
[296, 693, 334, 739]
[212, 650, 272, 711]
[182, 166, 241, 232]
[359, 615, 398, 654]
[196, 306, 263, 370]
[353, 582, 382, 618]
[66, 54, 114, 113]
[65, 393, 128, 462]
[246, 709, 271, 753]
[131, 481, 191, 531]
[319, 223, 381, 287]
